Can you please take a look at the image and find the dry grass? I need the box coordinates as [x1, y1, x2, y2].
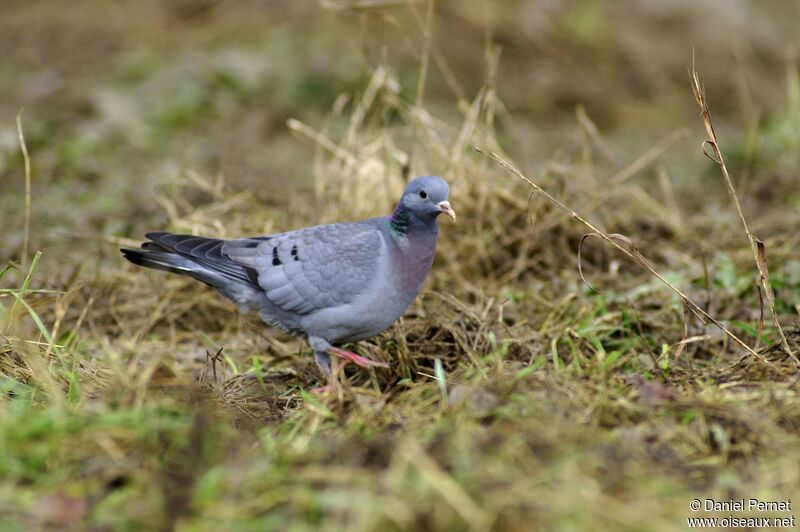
[1, 1, 800, 530]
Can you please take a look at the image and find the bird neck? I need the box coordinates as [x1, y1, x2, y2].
[388, 204, 437, 241]
[388, 204, 411, 235]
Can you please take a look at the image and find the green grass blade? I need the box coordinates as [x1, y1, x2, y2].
[10, 292, 53, 345]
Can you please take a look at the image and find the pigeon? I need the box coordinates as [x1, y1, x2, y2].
[121, 175, 456, 377]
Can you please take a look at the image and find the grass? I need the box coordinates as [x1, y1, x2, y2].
[2, 1, 800, 530]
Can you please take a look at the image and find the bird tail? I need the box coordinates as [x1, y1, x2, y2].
[120, 248, 198, 276]
[121, 232, 261, 306]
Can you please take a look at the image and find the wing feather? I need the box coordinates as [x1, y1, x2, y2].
[224, 221, 383, 316]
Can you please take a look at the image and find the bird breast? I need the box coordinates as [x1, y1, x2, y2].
[300, 231, 437, 343]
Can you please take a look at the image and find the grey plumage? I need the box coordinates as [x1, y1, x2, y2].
[121, 175, 455, 377]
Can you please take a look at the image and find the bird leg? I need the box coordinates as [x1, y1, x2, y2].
[314, 351, 332, 375]
[311, 351, 336, 394]
[329, 346, 389, 368]
[312, 348, 388, 394]
[308, 336, 388, 393]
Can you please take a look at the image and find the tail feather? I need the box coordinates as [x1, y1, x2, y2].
[120, 232, 260, 289]
[120, 248, 194, 276]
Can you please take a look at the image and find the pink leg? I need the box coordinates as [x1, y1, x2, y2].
[311, 349, 388, 394]
[329, 347, 389, 369]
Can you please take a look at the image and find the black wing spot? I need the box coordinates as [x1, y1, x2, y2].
[272, 247, 281, 266]
[291, 245, 299, 261]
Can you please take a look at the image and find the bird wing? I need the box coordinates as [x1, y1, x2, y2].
[223, 220, 384, 315]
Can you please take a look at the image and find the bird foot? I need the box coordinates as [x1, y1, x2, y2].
[329, 347, 389, 369]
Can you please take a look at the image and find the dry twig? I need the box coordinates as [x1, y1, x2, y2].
[689, 64, 797, 365]
[476, 147, 774, 367]
[16, 112, 32, 273]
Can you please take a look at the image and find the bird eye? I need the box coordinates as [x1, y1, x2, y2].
[419, 189, 428, 199]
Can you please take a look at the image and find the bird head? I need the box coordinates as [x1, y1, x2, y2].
[399, 175, 456, 223]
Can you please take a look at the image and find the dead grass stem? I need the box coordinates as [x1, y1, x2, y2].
[15, 112, 31, 274]
[476, 147, 775, 368]
[689, 64, 797, 365]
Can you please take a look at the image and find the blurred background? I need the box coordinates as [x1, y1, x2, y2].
[2, 0, 799, 263]
[1, 1, 800, 529]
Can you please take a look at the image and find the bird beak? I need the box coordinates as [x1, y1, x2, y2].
[437, 201, 457, 222]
